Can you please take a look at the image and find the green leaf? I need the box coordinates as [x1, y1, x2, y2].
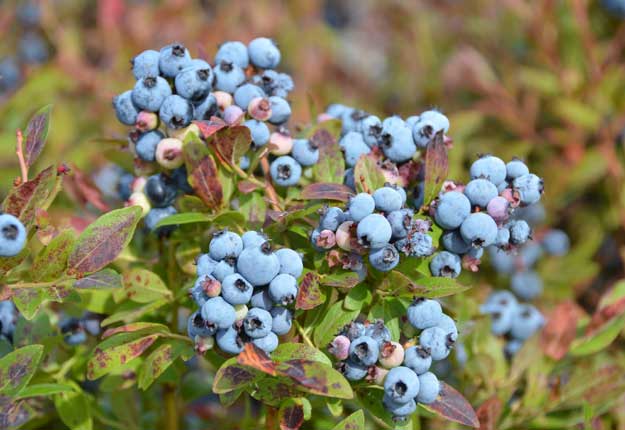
[276, 360, 353, 399]
[0, 344, 44, 396]
[353, 156, 386, 193]
[24, 104, 53, 167]
[17, 383, 74, 399]
[155, 212, 212, 227]
[213, 357, 261, 394]
[213, 125, 251, 165]
[320, 272, 361, 289]
[312, 128, 345, 184]
[270, 343, 332, 366]
[331, 410, 365, 430]
[551, 99, 602, 131]
[301, 183, 353, 202]
[30, 230, 75, 281]
[115, 268, 172, 303]
[100, 299, 169, 326]
[344, 282, 372, 311]
[74, 268, 122, 290]
[11, 282, 78, 319]
[54, 389, 93, 430]
[239, 191, 267, 226]
[570, 313, 625, 356]
[87, 334, 159, 380]
[68, 206, 143, 276]
[101, 322, 170, 339]
[313, 301, 360, 348]
[138, 341, 189, 390]
[13, 313, 54, 348]
[380, 271, 470, 298]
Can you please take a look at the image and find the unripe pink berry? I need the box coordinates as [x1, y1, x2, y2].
[486, 196, 510, 223]
[500, 187, 521, 208]
[169, 123, 200, 141]
[335, 221, 355, 251]
[328, 335, 350, 360]
[194, 335, 215, 354]
[201, 277, 222, 298]
[135, 111, 159, 132]
[156, 138, 184, 169]
[317, 113, 334, 123]
[248, 97, 272, 121]
[378, 341, 405, 369]
[224, 105, 245, 125]
[213, 91, 233, 112]
[127, 191, 151, 216]
[269, 131, 293, 155]
[316, 229, 336, 249]
[371, 366, 389, 386]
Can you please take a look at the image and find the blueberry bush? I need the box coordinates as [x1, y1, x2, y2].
[2, 1, 625, 430]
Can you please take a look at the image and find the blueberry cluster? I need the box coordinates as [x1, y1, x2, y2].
[268, 136, 320, 187]
[59, 313, 103, 346]
[0, 301, 17, 343]
[430, 156, 544, 279]
[0, 213, 27, 258]
[480, 291, 545, 356]
[311, 185, 434, 274]
[330, 299, 456, 421]
[187, 230, 301, 354]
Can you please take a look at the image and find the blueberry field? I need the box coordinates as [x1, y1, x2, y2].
[1, 1, 625, 429]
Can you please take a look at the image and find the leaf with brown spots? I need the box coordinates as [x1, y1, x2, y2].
[476, 396, 502, 430]
[2, 165, 61, 228]
[425, 382, 479, 428]
[237, 343, 277, 376]
[63, 163, 110, 212]
[183, 141, 223, 210]
[0, 344, 43, 396]
[87, 334, 159, 380]
[67, 206, 142, 276]
[312, 128, 345, 184]
[11, 282, 76, 320]
[277, 359, 353, 399]
[279, 398, 306, 430]
[213, 125, 251, 165]
[31, 229, 75, 282]
[270, 343, 332, 366]
[238, 180, 261, 194]
[380, 271, 469, 298]
[23, 105, 52, 168]
[0, 397, 32, 429]
[423, 131, 449, 206]
[296, 272, 325, 310]
[586, 295, 625, 335]
[330, 410, 365, 430]
[239, 191, 267, 227]
[102, 322, 170, 340]
[354, 155, 386, 194]
[138, 341, 190, 390]
[540, 301, 580, 360]
[193, 119, 226, 139]
[74, 268, 122, 290]
[115, 268, 172, 304]
[301, 183, 354, 202]
[320, 272, 361, 289]
[213, 357, 261, 394]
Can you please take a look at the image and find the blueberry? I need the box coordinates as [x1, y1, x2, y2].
[413, 181, 425, 209]
[504, 339, 524, 357]
[373, 186, 403, 212]
[201, 297, 236, 330]
[248, 37, 281, 69]
[222, 274, 254, 305]
[460, 212, 498, 248]
[0, 301, 16, 337]
[275, 248, 303, 278]
[513, 174, 544, 205]
[429, 251, 461, 278]
[510, 304, 545, 340]
[159, 43, 191, 78]
[360, 115, 382, 147]
[403, 345, 432, 375]
[542, 229, 570, 256]
[252, 332, 279, 352]
[342, 321, 366, 341]
[64, 331, 87, 346]
[464, 178, 498, 208]
[407, 298, 443, 330]
[416, 372, 440, 404]
[215, 41, 249, 69]
[383, 396, 416, 420]
[270, 307, 292, 335]
[244, 119, 271, 147]
[402, 232, 434, 257]
[260, 70, 294, 97]
[325, 103, 351, 119]
[174, 60, 213, 101]
[380, 121, 416, 163]
[357, 214, 392, 248]
[387, 209, 413, 240]
[131, 49, 160, 80]
[144, 206, 177, 234]
[251, 288, 273, 311]
[191, 274, 219, 306]
[384, 366, 420, 403]
[243, 307, 273, 339]
[209, 230, 243, 260]
[132, 76, 172, 112]
[187, 311, 216, 338]
[441, 230, 471, 255]
[193, 93, 218, 120]
[234, 83, 266, 110]
[487, 196, 510, 223]
[340, 359, 368, 381]
[237, 242, 280, 286]
[348, 193, 375, 223]
[214, 61, 246, 93]
[268, 273, 298, 305]
[134, 130, 164, 162]
[159, 95, 194, 129]
[344, 168, 355, 190]
[145, 174, 178, 208]
[18, 32, 49, 64]
[112, 90, 140, 126]
[339, 131, 370, 167]
[270, 156, 302, 187]
[506, 158, 529, 181]
[435, 314, 458, 340]
[242, 231, 268, 249]
[487, 246, 515, 274]
[519, 242, 543, 268]
[507, 220, 531, 245]
[172, 166, 193, 194]
[349, 335, 379, 366]
[369, 244, 400, 272]
[510, 270, 543, 300]
[319, 207, 345, 232]
[216, 326, 244, 354]
[0, 214, 26, 257]
[117, 173, 136, 201]
[495, 228, 511, 247]
[480, 290, 518, 314]
[16, 2, 41, 26]
[412, 110, 450, 148]
[212, 259, 236, 282]
[291, 139, 319, 167]
[513, 203, 546, 226]
[267, 96, 291, 125]
[470, 155, 507, 186]
[434, 191, 471, 230]
[0, 57, 21, 93]
[482, 302, 517, 336]
[364, 320, 391, 346]
[419, 326, 453, 361]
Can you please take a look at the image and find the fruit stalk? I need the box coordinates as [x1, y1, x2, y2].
[15, 129, 28, 183]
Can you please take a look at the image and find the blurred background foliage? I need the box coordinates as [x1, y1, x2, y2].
[2, 0, 625, 428]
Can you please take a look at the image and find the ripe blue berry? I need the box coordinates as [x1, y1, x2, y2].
[407, 298, 443, 330]
[268, 273, 298, 305]
[510, 304, 545, 340]
[513, 173, 544, 206]
[419, 326, 453, 361]
[506, 158, 529, 181]
[343, 321, 367, 340]
[291, 138, 319, 166]
[380, 121, 416, 163]
[193, 93, 218, 120]
[234, 83, 266, 110]
[242, 231, 268, 249]
[267, 96, 291, 125]
[348, 193, 375, 223]
[243, 307, 273, 339]
[460, 212, 498, 248]
[357, 214, 392, 248]
[270, 156, 302, 187]
[510, 270, 543, 300]
[144, 206, 177, 234]
[412, 110, 450, 149]
[221, 274, 254, 305]
[196, 254, 218, 277]
[212, 259, 236, 282]
[416, 372, 440, 404]
[201, 297, 236, 330]
[132, 76, 172, 112]
[187, 311, 215, 338]
[250, 288, 273, 311]
[470, 155, 507, 186]
[159, 95, 194, 129]
[542, 229, 570, 256]
[495, 228, 511, 247]
[244, 119, 271, 147]
[384, 366, 420, 403]
[215, 41, 249, 69]
[339, 131, 370, 167]
[237, 242, 281, 286]
[387, 209, 413, 240]
[0, 214, 26, 257]
[507, 219, 531, 245]
[216, 326, 244, 354]
[340, 359, 368, 381]
[373, 186, 403, 212]
[275, 248, 303, 278]
[429, 251, 461, 278]
[174, 60, 213, 101]
[369, 244, 400, 272]
[214, 61, 246, 93]
[435, 314, 458, 340]
[159, 43, 191, 78]
[441, 230, 471, 255]
[349, 335, 379, 366]
[112, 90, 140, 126]
[403, 345, 432, 375]
[270, 307, 292, 335]
[248, 37, 281, 69]
[132, 49, 161, 80]
[383, 396, 416, 420]
[434, 191, 471, 230]
[319, 207, 345, 232]
[464, 178, 498, 208]
[364, 320, 392, 346]
[145, 174, 178, 208]
[360, 115, 382, 147]
[403, 232, 434, 257]
[209, 230, 243, 260]
[252, 332, 279, 352]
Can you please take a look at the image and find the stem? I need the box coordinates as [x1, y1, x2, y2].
[15, 129, 28, 183]
[167, 241, 179, 333]
[294, 320, 314, 348]
[259, 156, 282, 212]
[266, 406, 278, 430]
[163, 240, 179, 430]
[163, 383, 179, 430]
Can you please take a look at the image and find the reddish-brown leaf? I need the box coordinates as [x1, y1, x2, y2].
[301, 183, 354, 202]
[586, 296, 625, 336]
[423, 131, 449, 206]
[279, 402, 305, 430]
[23, 105, 52, 167]
[184, 142, 223, 210]
[428, 382, 479, 428]
[296, 272, 325, 310]
[213, 125, 251, 165]
[63, 164, 110, 212]
[2, 166, 59, 227]
[476, 396, 502, 430]
[238, 180, 261, 194]
[312, 128, 345, 184]
[237, 343, 277, 376]
[193, 119, 226, 139]
[540, 301, 581, 360]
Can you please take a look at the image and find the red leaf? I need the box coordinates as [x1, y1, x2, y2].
[279, 402, 305, 430]
[238, 180, 260, 194]
[193, 119, 226, 139]
[476, 396, 502, 430]
[63, 164, 110, 212]
[213, 125, 251, 165]
[296, 272, 325, 310]
[586, 296, 625, 336]
[540, 301, 581, 360]
[428, 382, 480, 428]
[301, 183, 354, 202]
[237, 343, 277, 376]
[184, 142, 223, 210]
[23, 105, 52, 168]
[423, 131, 449, 206]
[2, 165, 58, 227]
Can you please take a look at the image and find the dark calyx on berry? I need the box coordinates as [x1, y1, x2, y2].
[172, 44, 186, 57]
[2, 224, 18, 240]
[143, 76, 157, 88]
